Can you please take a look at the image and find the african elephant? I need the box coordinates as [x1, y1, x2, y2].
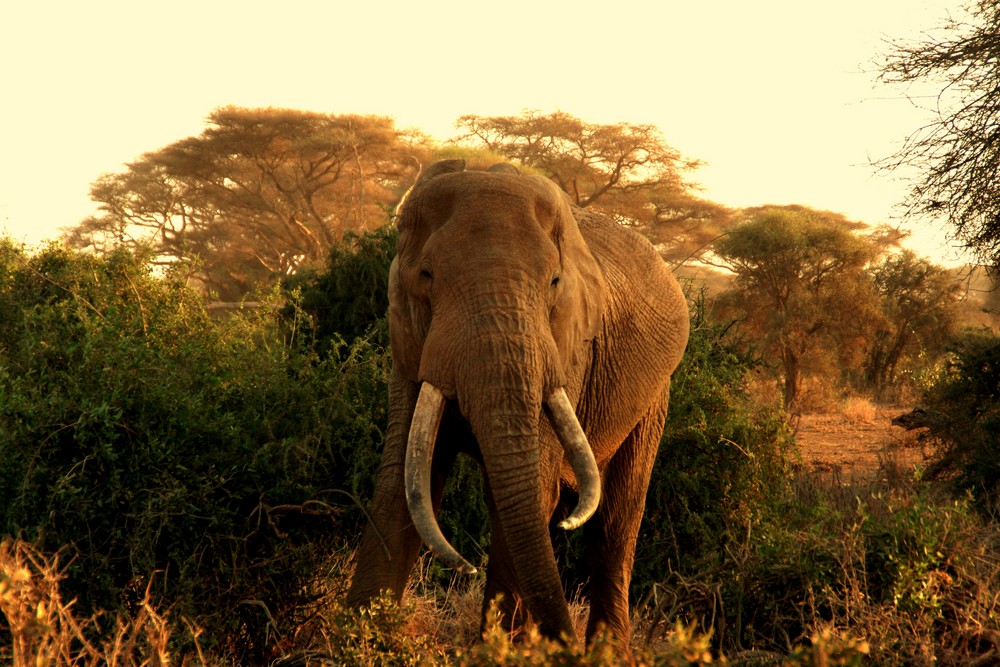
[346, 159, 689, 643]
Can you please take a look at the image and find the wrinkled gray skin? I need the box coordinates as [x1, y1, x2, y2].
[347, 160, 689, 643]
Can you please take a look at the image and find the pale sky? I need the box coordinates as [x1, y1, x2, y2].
[0, 0, 971, 264]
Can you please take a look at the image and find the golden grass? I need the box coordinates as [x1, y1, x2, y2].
[840, 396, 877, 424]
[0, 538, 206, 666]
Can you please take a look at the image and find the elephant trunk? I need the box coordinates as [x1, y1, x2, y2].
[458, 361, 573, 638]
[404, 325, 600, 637]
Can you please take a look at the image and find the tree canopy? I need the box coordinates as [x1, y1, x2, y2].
[878, 0, 1000, 267]
[66, 108, 735, 299]
[454, 111, 732, 264]
[864, 250, 961, 395]
[67, 108, 427, 299]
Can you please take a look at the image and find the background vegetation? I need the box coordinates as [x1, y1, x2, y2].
[3, 225, 998, 665]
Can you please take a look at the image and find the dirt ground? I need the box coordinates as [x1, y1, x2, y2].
[794, 407, 927, 477]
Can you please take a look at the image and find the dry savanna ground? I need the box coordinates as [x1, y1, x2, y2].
[794, 401, 925, 477]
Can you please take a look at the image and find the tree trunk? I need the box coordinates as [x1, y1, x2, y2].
[782, 348, 801, 412]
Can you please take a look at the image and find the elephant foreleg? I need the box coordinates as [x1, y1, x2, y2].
[584, 383, 671, 642]
[348, 378, 455, 606]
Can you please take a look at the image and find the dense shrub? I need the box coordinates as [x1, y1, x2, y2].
[8, 234, 994, 664]
[634, 294, 796, 593]
[287, 225, 397, 352]
[742, 478, 1000, 665]
[0, 239, 390, 661]
[916, 328, 1000, 512]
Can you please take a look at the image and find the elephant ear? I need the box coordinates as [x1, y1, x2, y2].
[390, 159, 466, 381]
[532, 177, 608, 370]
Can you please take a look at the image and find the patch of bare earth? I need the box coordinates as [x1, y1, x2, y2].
[794, 407, 926, 478]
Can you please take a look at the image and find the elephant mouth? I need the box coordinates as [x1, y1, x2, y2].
[403, 382, 601, 574]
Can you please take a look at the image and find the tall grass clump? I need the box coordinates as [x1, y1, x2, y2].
[0, 537, 207, 666]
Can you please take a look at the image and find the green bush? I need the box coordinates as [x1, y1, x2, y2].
[634, 293, 796, 594]
[916, 328, 1000, 512]
[0, 239, 390, 662]
[735, 479, 1000, 665]
[286, 225, 397, 352]
[7, 237, 994, 665]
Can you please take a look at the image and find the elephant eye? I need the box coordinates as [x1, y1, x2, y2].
[419, 269, 433, 281]
[550, 273, 560, 287]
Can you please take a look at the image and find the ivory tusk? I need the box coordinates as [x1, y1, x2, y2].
[404, 382, 478, 574]
[547, 387, 601, 530]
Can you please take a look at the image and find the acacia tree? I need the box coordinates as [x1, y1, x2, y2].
[714, 206, 879, 410]
[878, 0, 1000, 266]
[67, 107, 428, 299]
[453, 110, 731, 264]
[863, 250, 961, 395]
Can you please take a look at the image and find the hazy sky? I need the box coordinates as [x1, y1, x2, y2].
[0, 0, 970, 263]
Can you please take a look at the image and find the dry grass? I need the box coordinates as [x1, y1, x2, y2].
[0, 532, 881, 667]
[839, 396, 877, 424]
[0, 538, 208, 666]
[16, 505, 991, 667]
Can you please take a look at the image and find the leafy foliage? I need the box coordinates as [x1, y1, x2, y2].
[3, 203, 996, 665]
[917, 329, 1000, 512]
[287, 224, 398, 352]
[732, 480, 1000, 665]
[307, 594, 449, 667]
[634, 291, 797, 596]
[0, 238, 391, 661]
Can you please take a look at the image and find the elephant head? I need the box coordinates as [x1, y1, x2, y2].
[391, 159, 607, 627]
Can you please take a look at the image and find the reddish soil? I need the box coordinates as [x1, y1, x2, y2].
[794, 407, 926, 477]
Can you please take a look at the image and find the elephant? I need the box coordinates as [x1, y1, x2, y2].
[346, 159, 690, 644]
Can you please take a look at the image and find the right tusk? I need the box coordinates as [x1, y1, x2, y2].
[404, 382, 478, 575]
[547, 387, 601, 530]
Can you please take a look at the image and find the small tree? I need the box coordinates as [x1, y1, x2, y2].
[863, 250, 961, 396]
[713, 206, 879, 410]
